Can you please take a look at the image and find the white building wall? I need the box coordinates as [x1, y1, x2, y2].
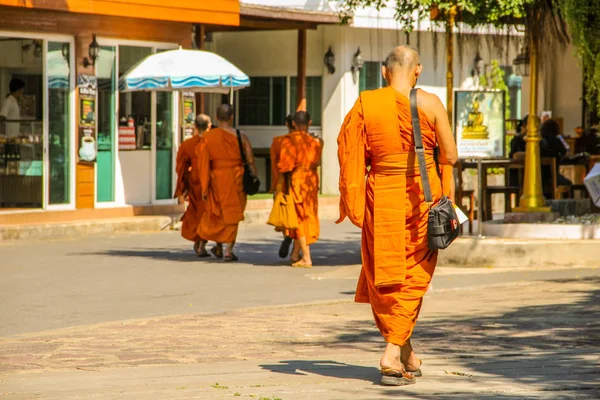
[549, 43, 583, 136]
[211, 22, 555, 194]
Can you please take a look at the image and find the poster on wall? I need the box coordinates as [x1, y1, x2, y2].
[454, 90, 506, 158]
[181, 92, 196, 142]
[77, 74, 97, 163]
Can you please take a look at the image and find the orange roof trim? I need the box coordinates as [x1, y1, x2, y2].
[0, 0, 240, 26]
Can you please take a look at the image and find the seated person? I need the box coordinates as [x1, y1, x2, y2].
[540, 119, 571, 198]
[575, 126, 600, 155]
[508, 115, 528, 186]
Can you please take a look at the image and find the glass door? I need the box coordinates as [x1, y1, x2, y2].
[46, 41, 72, 206]
[155, 91, 174, 200]
[96, 46, 116, 203]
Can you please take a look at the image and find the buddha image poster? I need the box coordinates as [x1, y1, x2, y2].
[454, 90, 505, 157]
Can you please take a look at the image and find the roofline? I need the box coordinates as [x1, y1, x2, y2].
[240, 3, 340, 25]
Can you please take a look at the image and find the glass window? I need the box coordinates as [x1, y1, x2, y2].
[360, 61, 385, 92]
[48, 41, 72, 205]
[155, 91, 173, 200]
[0, 37, 44, 209]
[238, 77, 287, 126]
[290, 76, 322, 126]
[96, 46, 116, 202]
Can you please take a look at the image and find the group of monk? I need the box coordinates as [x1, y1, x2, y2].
[176, 45, 457, 387]
[175, 105, 323, 267]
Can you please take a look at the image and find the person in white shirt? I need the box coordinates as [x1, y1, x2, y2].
[0, 78, 25, 136]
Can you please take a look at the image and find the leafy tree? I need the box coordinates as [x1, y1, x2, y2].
[557, 0, 600, 113]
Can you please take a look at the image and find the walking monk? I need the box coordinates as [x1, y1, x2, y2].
[337, 46, 457, 386]
[270, 114, 295, 258]
[196, 104, 257, 262]
[278, 111, 323, 267]
[174, 114, 212, 256]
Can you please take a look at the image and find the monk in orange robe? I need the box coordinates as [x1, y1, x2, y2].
[174, 114, 212, 256]
[270, 114, 295, 258]
[337, 46, 457, 386]
[278, 111, 323, 267]
[196, 104, 257, 262]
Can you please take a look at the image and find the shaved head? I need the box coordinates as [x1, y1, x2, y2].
[383, 45, 420, 71]
[216, 103, 234, 122]
[194, 113, 211, 132]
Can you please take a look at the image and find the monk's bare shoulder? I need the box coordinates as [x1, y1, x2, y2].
[416, 89, 445, 123]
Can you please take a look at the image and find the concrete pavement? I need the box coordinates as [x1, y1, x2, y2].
[1, 220, 599, 398]
[1, 277, 598, 399]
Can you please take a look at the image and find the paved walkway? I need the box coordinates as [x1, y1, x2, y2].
[1, 272, 599, 399]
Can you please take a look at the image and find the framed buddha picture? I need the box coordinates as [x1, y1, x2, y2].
[454, 90, 506, 158]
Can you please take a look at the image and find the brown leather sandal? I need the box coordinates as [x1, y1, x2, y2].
[406, 358, 423, 378]
[380, 367, 416, 386]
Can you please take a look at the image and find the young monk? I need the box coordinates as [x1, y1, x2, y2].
[337, 46, 457, 386]
[270, 114, 295, 258]
[174, 114, 212, 256]
[196, 104, 257, 262]
[278, 111, 323, 268]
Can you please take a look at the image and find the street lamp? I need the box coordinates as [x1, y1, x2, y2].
[513, 45, 530, 77]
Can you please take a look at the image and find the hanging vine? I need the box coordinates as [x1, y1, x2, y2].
[432, 28, 439, 72]
[558, 0, 600, 113]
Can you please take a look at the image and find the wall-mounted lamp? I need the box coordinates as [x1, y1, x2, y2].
[512, 45, 530, 77]
[324, 46, 335, 74]
[472, 51, 483, 76]
[351, 47, 364, 73]
[83, 34, 100, 68]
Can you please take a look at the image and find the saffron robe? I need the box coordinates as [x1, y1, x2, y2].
[337, 87, 444, 346]
[270, 135, 286, 193]
[174, 134, 204, 242]
[196, 128, 255, 243]
[278, 131, 323, 244]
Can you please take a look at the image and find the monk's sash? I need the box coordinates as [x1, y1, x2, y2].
[211, 159, 242, 170]
[360, 88, 435, 287]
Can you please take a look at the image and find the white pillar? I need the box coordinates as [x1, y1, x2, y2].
[321, 25, 359, 195]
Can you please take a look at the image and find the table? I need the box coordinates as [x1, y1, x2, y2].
[457, 158, 525, 237]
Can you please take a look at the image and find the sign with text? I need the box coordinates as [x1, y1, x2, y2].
[454, 90, 506, 158]
[77, 74, 97, 163]
[181, 92, 196, 142]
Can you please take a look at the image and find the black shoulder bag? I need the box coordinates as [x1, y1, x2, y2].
[409, 88, 460, 251]
[236, 129, 261, 195]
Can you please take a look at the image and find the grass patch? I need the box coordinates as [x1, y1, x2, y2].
[211, 383, 229, 390]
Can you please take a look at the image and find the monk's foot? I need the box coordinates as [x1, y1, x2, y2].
[210, 246, 223, 259]
[291, 259, 312, 268]
[401, 349, 422, 377]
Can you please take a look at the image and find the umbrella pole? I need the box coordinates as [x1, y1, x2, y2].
[229, 87, 234, 106]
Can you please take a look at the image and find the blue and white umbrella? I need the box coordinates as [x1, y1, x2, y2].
[119, 47, 250, 94]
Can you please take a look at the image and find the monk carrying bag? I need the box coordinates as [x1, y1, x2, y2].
[267, 173, 299, 230]
[236, 129, 261, 195]
[409, 88, 460, 251]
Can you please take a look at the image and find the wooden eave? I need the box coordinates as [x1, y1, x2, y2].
[206, 4, 339, 32]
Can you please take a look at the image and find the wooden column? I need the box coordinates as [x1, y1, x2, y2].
[195, 24, 205, 113]
[296, 29, 307, 112]
[445, 7, 456, 125]
[75, 34, 96, 209]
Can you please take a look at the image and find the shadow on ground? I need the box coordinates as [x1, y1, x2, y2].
[73, 234, 363, 268]
[262, 278, 600, 397]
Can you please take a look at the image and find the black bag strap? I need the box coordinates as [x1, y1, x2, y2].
[235, 129, 248, 166]
[409, 88, 433, 204]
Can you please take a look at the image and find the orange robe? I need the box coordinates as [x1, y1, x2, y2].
[337, 87, 444, 346]
[278, 131, 323, 245]
[196, 128, 254, 243]
[174, 135, 204, 242]
[270, 135, 285, 193]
